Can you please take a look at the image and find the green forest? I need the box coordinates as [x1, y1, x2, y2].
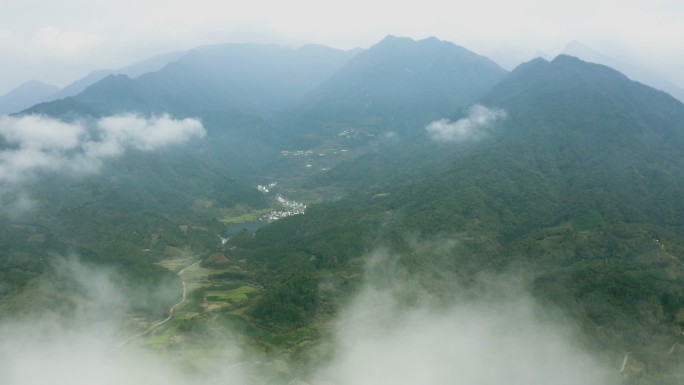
[1, 37, 684, 384]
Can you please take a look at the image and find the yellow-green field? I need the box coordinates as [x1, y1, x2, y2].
[205, 285, 257, 302]
[219, 209, 273, 224]
[146, 320, 180, 348]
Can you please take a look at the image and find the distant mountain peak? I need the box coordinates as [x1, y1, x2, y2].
[548, 54, 632, 82]
[422, 36, 441, 42]
[561, 40, 609, 63]
[27, 42, 359, 118]
[507, 57, 548, 77]
[372, 35, 417, 50]
[375, 35, 457, 48]
[559, 41, 684, 102]
[554, 53, 575, 60]
[4, 79, 58, 93]
[532, 49, 552, 61]
[23, 79, 57, 88]
[295, 35, 508, 135]
[527, 57, 549, 65]
[0, 80, 60, 115]
[504, 53, 629, 91]
[378, 34, 410, 43]
[552, 54, 583, 64]
[484, 50, 684, 136]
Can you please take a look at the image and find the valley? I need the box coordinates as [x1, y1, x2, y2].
[1, 35, 684, 384]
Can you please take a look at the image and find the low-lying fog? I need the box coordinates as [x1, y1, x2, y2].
[0, 253, 621, 385]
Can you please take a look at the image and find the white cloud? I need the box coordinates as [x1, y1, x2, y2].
[426, 104, 507, 143]
[313, 277, 619, 385]
[0, 251, 621, 385]
[0, 114, 205, 186]
[0, 115, 84, 150]
[0, 320, 184, 385]
[0, 147, 63, 184]
[0, 257, 246, 385]
[96, 114, 205, 152]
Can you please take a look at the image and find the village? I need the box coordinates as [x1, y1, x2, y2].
[256, 182, 307, 222]
[260, 194, 307, 222]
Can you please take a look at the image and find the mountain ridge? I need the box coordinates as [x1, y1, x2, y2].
[24, 43, 360, 119]
[237, 52, 684, 371]
[292, 35, 507, 131]
[0, 80, 60, 115]
[2, 36, 684, 383]
[561, 40, 684, 102]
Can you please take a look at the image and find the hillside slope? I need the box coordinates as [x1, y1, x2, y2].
[285, 36, 507, 144]
[239, 56, 684, 380]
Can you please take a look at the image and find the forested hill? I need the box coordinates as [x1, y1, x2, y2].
[286, 35, 507, 141]
[24, 43, 359, 119]
[23, 36, 508, 149]
[485, 54, 684, 138]
[3, 36, 684, 383]
[241, 54, 684, 364]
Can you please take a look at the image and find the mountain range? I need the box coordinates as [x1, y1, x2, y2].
[2, 35, 684, 383]
[0, 80, 59, 115]
[0, 50, 185, 115]
[289, 36, 506, 133]
[561, 40, 684, 103]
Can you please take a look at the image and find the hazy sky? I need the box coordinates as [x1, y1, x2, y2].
[1, 0, 683, 94]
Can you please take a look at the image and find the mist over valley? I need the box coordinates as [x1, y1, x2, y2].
[1, 34, 684, 385]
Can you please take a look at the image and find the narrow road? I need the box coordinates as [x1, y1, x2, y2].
[111, 258, 202, 352]
[618, 352, 631, 373]
[618, 334, 682, 373]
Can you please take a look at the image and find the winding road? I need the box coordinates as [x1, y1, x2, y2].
[111, 258, 202, 352]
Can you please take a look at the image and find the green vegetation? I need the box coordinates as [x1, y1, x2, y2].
[205, 285, 256, 302]
[220, 209, 272, 224]
[3, 40, 684, 383]
[147, 318, 182, 348]
[251, 272, 319, 329]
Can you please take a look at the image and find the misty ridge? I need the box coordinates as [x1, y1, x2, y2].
[1, 34, 684, 385]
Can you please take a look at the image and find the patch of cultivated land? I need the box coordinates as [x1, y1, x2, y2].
[135, 209, 328, 376]
[145, 254, 262, 350]
[205, 285, 257, 302]
[220, 208, 273, 224]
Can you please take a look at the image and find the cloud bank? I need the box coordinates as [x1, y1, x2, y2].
[426, 104, 507, 143]
[0, 114, 205, 185]
[309, 249, 619, 385]
[0, 256, 249, 385]
[314, 287, 619, 385]
[0, 250, 623, 385]
[0, 258, 193, 385]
